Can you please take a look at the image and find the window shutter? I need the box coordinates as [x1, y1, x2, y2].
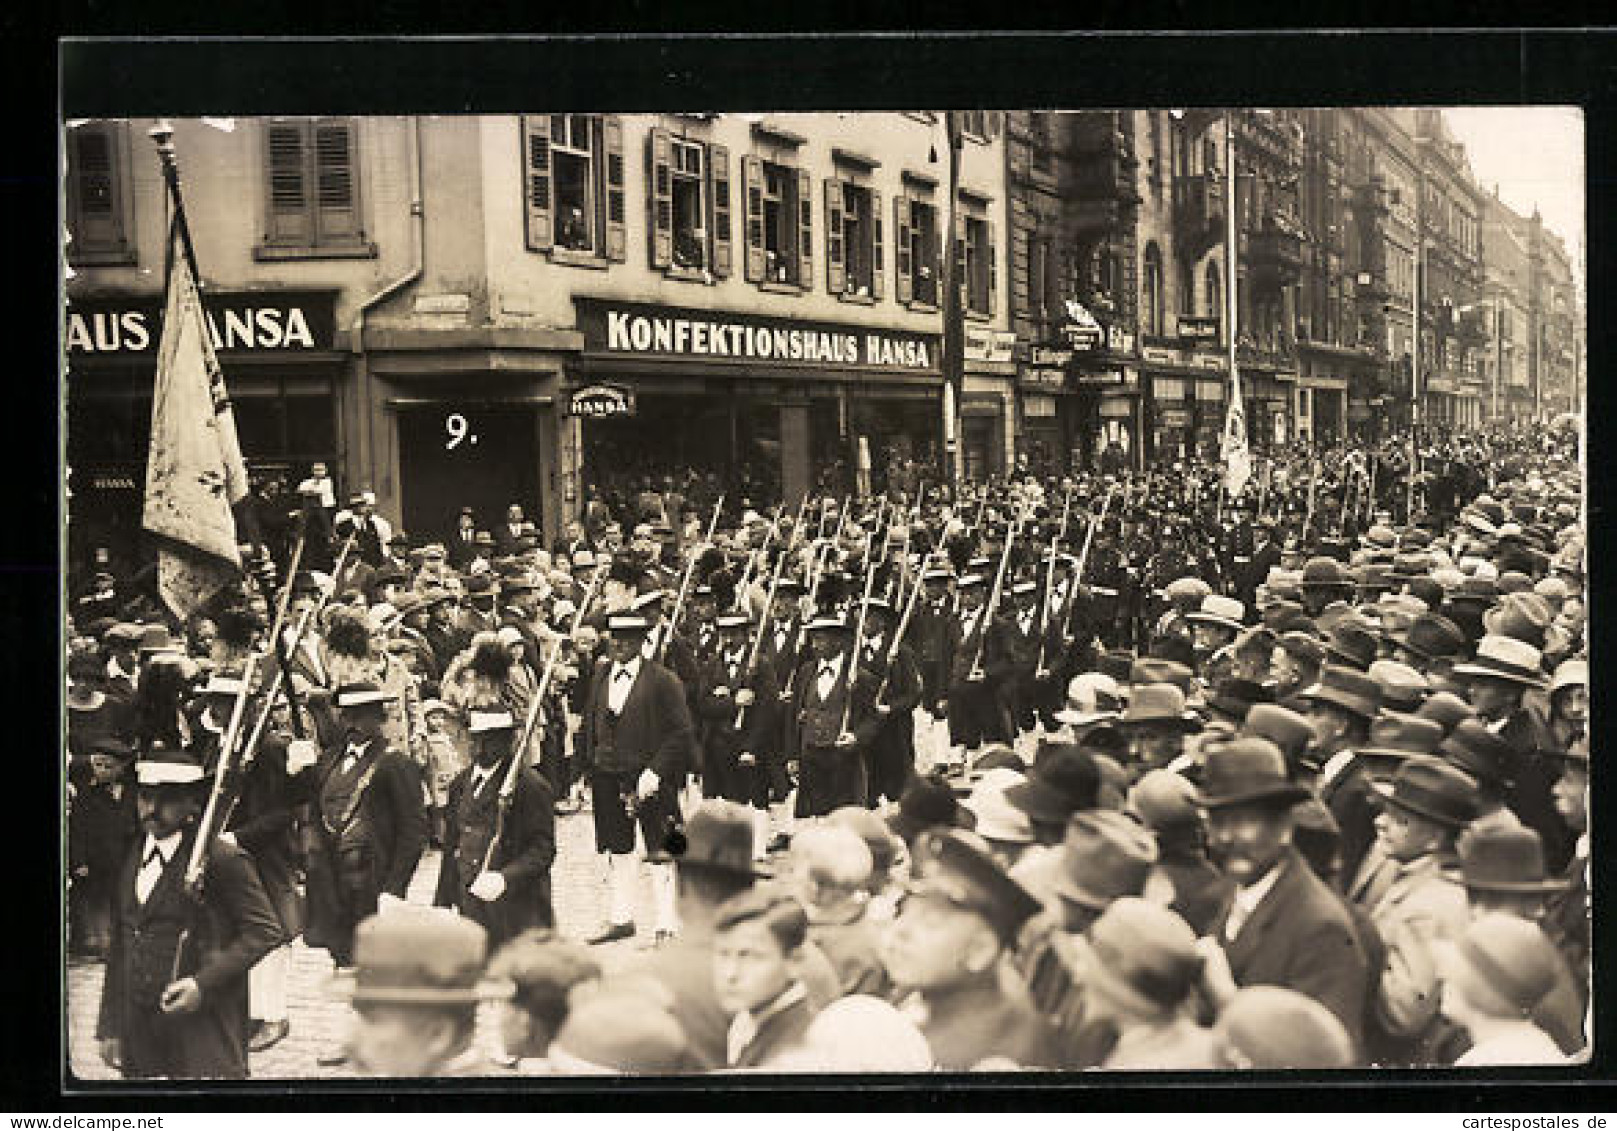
[521, 115, 553, 252]
[602, 116, 626, 262]
[742, 154, 765, 282]
[870, 188, 884, 301]
[894, 194, 912, 304]
[710, 142, 732, 278]
[988, 218, 998, 317]
[313, 120, 360, 243]
[69, 127, 122, 249]
[265, 122, 311, 244]
[648, 127, 673, 269]
[825, 177, 845, 295]
[955, 211, 968, 311]
[796, 168, 813, 289]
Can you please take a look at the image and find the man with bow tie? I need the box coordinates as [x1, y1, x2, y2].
[432, 706, 555, 947]
[302, 683, 429, 975]
[944, 575, 1009, 764]
[579, 614, 696, 944]
[908, 567, 955, 721]
[96, 744, 282, 1079]
[998, 579, 1044, 738]
[788, 615, 880, 818]
[694, 613, 777, 812]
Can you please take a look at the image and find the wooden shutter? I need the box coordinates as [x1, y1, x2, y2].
[265, 121, 311, 244]
[987, 218, 998, 317]
[521, 115, 553, 252]
[870, 187, 884, 300]
[796, 168, 813, 288]
[742, 154, 765, 282]
[69, 127, 122, 250]
[648, 127, 672, 269]
[710, 142, 732, 278]
[825, 177, 845, 295]
[602, 116, 626, 262]
[313, 119, 360, 243]
[955, 210, 968, 311]
[894, 194, 912, 304]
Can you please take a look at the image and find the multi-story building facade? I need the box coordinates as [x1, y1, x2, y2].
[65, 113, 1016, 557]
[1530, 215, 1578, 418]
[1481, 189, 1536, 422]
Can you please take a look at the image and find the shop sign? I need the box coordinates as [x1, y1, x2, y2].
[577, 298, 938, 373]
[568, 384, 636, 418]
[1178, 316, 1220, 343]
[65, 291, 337, 355]
[1022, 395, 1058, 418]
[964, 327, 1017, 364]
[1020, 367, 1066, 391]
[1076, 367, 1126, 386]
[1030, 346, 1073, 367]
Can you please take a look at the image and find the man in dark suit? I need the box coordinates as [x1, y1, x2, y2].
[693, 614, 777, 814]
[1195, 738, 1370, 1054]
[759, 578, 806, 811]
[302, 684, 429, 971]
[96, 744, 283, 1079]
[433, 706, 555, 947]
[1230, 519, 1283, 611]
[447, 507, 480, 570]
[944, 575, 1008, 761]
[578, 614, 696, 944]
[787, 616, 880, 817]
[854, 598, 922, 808]
[907, 568, 955, 719]
[495, 503, 528, 557]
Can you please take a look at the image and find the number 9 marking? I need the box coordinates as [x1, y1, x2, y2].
[446, 413, 468, 450]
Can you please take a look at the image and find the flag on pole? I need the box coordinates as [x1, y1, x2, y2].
[1221, 364, 1252, 497]
[142, 215, 248, 621]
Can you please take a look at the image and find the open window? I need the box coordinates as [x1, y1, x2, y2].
[523, 114, 626, 264]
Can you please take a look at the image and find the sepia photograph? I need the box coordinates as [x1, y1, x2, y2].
[60, 97, 1588, 1082]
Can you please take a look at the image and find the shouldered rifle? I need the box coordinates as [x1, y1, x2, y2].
[838, 543, 883, 740]
[874, 541, 927, 710]
[1033, 486, 1075, 678]
[658, 494, 724, 662]
[967, 508, 1022, 681]
[781, 536, 835, 701]
[733, 534, 792, 731]
[477, 635, 566, 878]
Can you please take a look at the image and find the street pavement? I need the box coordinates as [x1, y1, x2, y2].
[67, 807, 664, 1081]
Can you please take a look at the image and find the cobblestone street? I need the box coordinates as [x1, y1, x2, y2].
[67, 809, 664, 1081]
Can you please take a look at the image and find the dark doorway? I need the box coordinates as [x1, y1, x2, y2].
[398, 403, 540, 546]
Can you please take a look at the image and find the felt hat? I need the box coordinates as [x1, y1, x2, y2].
[1300, 557, 1353, 590]
[1216, 986, 1355, 1069]
[1164, 576, 1213, 605]
[1003, 744, 1101, 825]
[1458, 823, 1568, 894]
[544, 993, 690, 1074]
[1128, 659, 1196, 696]
[1439, 719, 1515, 789]
[607, 615, 651, 634]
[1482, 593, 1555, 649]
[1416, 691, 1476, 736]
[1197, 737, 1308, 810]
[1053, 811, 1158, 911]
[806, 613, 851, 633]
[332, 911, 511, 1006]
[1436, 914, 1562, 1017]
[962, 772, 1037, 846]
[1083, 898, 1204, 1016]
[1126, 768, 1200, 831]
[137, 624, 181, 655]
[1371, 754, 1481, 828]
[647, 799, 771, 877]
[826, 807, 900, 876]
[1452, 635, 1549, 688]
[1549, 658, 1588, 697]
[1367, 659, 1429, 713]
[1295, 665, 1383, 721]
[1358, 712, 1446, 766]
[1241, 703, 1316, 768]
[1116, 684, 1201, 731]
[1277, 630, 1327, 668]
[888, 773, 977, 843]
[907, 829, 1044, 943]
[1205, 678, 1275, 724]
[1322, 619, 1378, 670]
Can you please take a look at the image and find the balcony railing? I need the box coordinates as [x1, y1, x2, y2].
[1246, 220, 1305, 287]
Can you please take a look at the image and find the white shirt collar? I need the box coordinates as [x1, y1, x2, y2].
[1233, 859, 1285, 916]
[143, 830, 183, 864]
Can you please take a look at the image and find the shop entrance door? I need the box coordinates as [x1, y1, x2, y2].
[398, 403, 541, 545]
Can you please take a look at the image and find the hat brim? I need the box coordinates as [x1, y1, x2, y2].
[1368, 781, 1474, 828]
[1187, 614, 1245, 633]
[1295, 686, 1378, 720]
[1053, 708, 1120, 727]
[329, 970, 514, 1005]
[1450, 661, 1548, 688]
[1001, 778, 1081, 825]
[1462, 875, 1570, 895]
[1196, 782, 1309, 810]
[1117, 713, 1203, 732]
[644, 851, 772, 878]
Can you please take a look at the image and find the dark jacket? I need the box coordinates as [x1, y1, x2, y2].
[432, 755, 556, 946]
[1214, 848, 1370, 1054]
[97, 832, 283, 1078]
[579, 657, 695, 783]
[730, 984, 817, 1069]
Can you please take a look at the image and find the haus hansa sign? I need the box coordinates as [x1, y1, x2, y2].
[65, 292, 337, 355]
